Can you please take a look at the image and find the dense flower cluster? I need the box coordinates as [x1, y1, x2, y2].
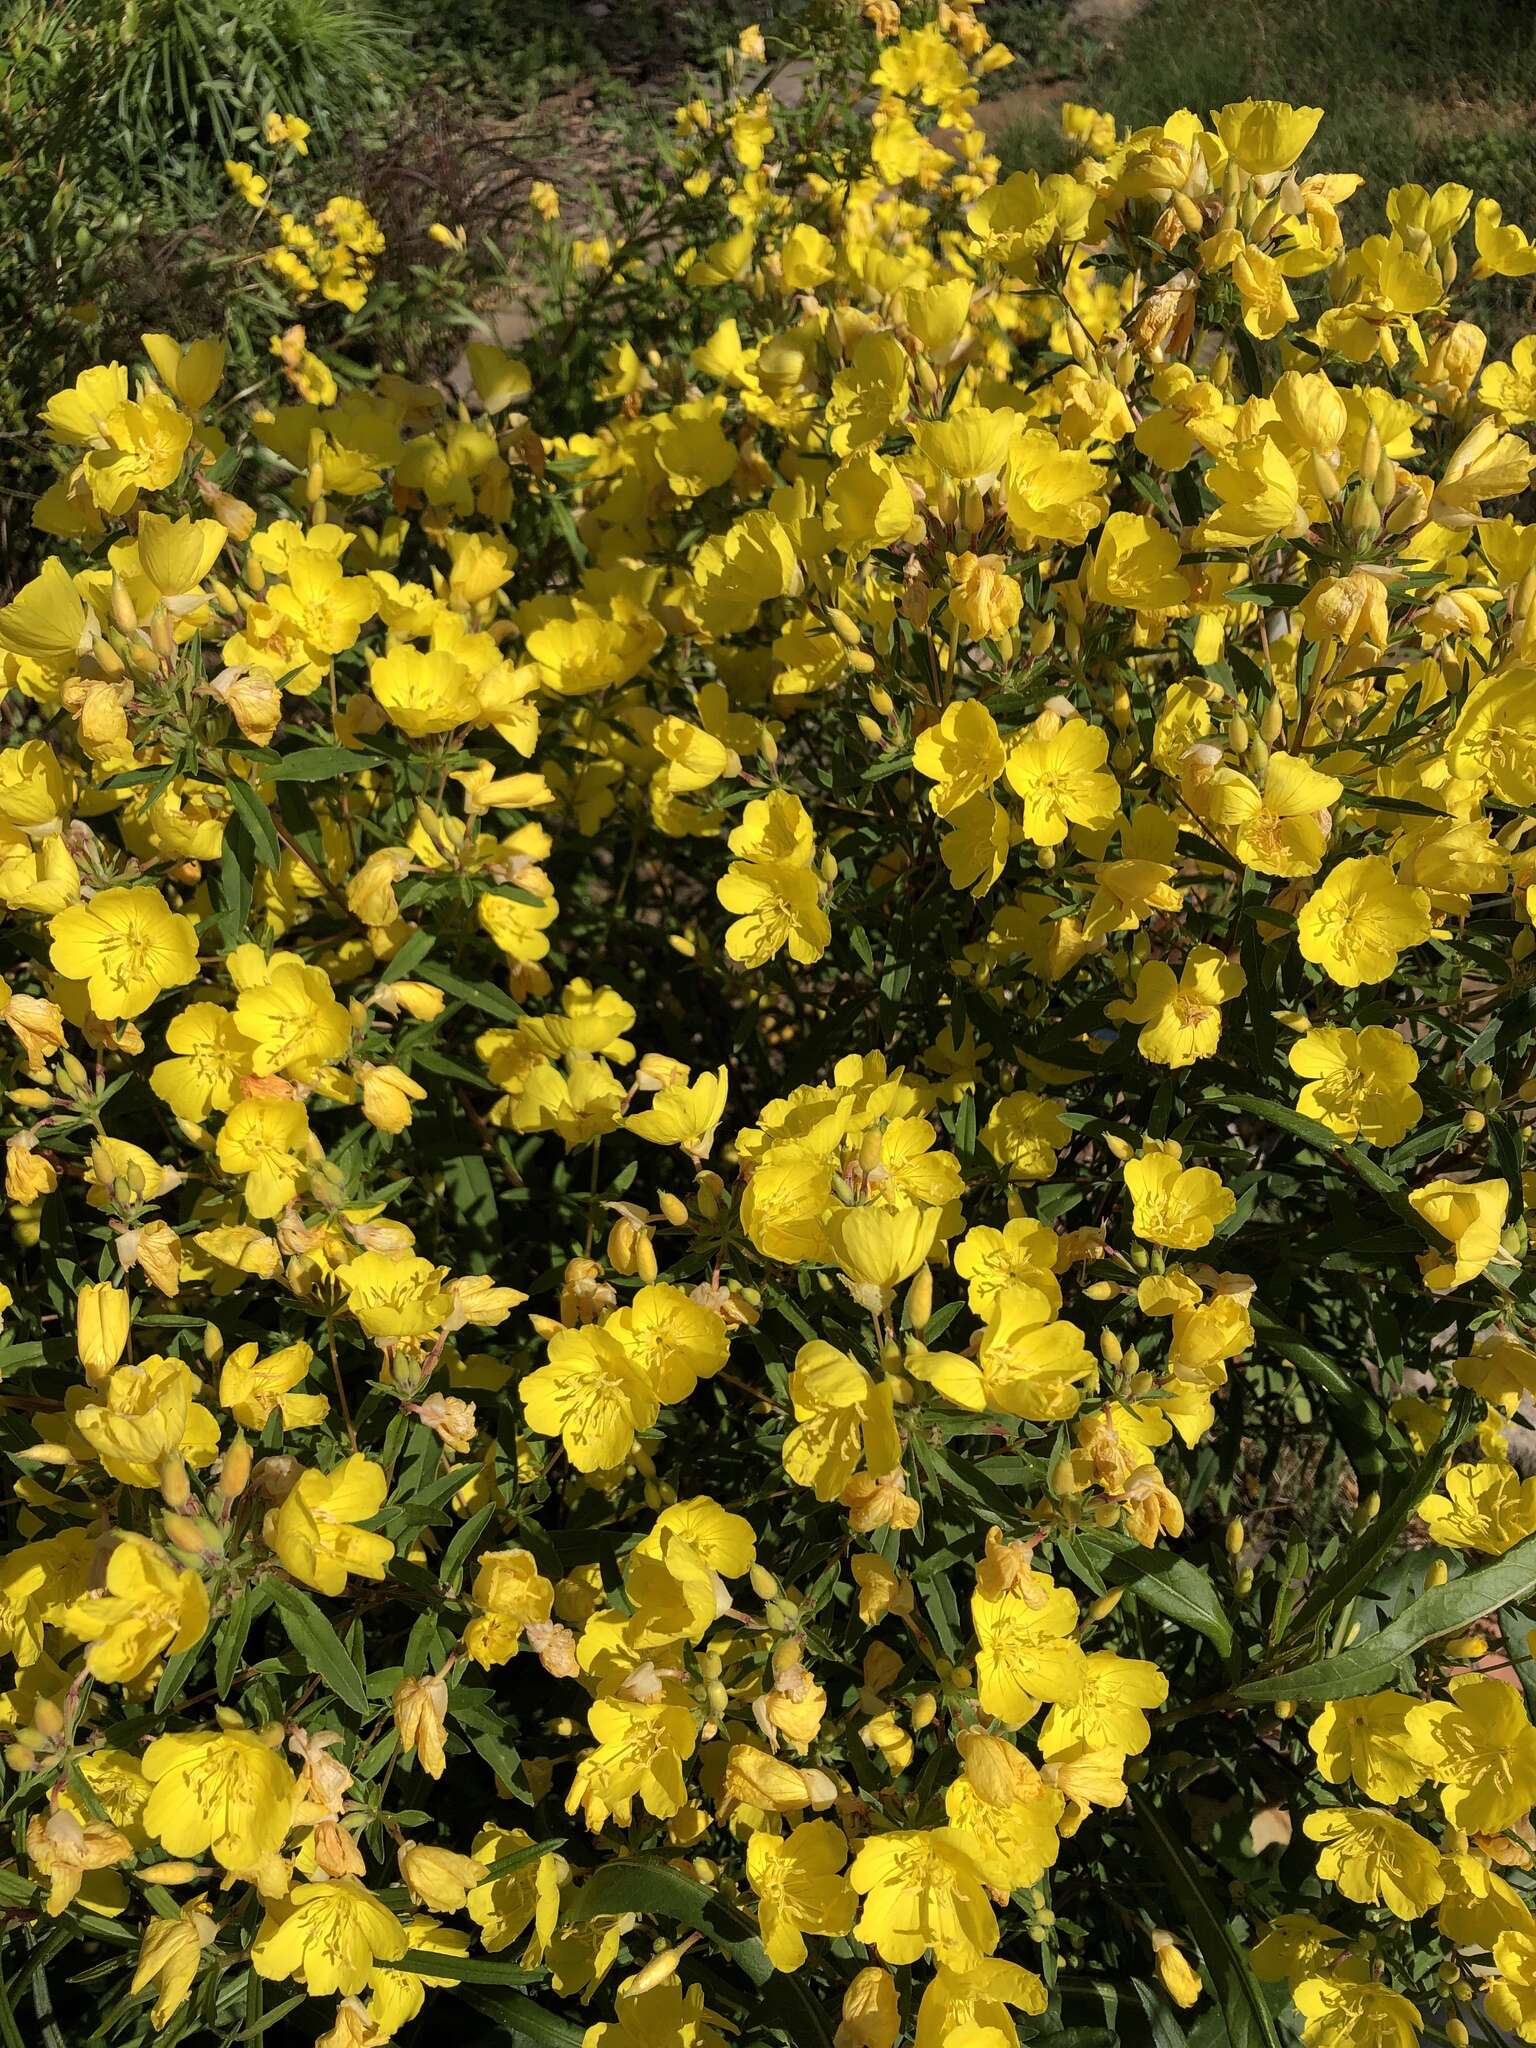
[1, 7, 1535, 2047]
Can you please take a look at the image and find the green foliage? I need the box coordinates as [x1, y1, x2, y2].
[98, 0, 400, 158]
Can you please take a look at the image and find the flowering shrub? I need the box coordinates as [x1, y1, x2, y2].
[2, 9, 1536, 2048]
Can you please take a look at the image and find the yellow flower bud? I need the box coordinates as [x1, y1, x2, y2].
[76, 1282, 131, 1381]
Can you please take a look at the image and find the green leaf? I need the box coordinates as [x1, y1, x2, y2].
[451, 1987, 584, 2045]
[476, 1837, 567, 1884]
[224, 774, 282, 870]
[1133, 1976, 1190, 2048]
[420, 962, 524, 1023]
[0, 1961, 26, 2048]
[1207, 1091, 1338, 1152]
[567, 1856, 835, 2045]
[216, 1581, 271, 1699]
[440, 1502, 495, 1589]
[1279, 1388, 1479, 1648]
[263, 746, 386, 782]
[154, 1638, 207, 1714]
[234, 1990, 308, 2039]
[377, 928, 436, 985]
[1135, 1792, 1283, 2048]
[1238, 1528, 1536, 1701]
[271, 1582, 369, 1714]
[1071, 1528, 1234, 1659]
[398, 1950, 541, 1986]
[568, 1856, 771, 1987]
[1492, 1110, 1527, 1220]
[1250, 1306, 1386, 1483]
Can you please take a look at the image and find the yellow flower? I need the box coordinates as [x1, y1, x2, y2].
[914, 1958, 1047, 2048]
[1293, 1977, 1421, 2048]
[1152, 1930, 1204, 2009]
[142, 1727, 296, 1871]
[224, 159, 269, 207]
[584, 1981, 731, 2048]
[262, 111, 311, 154]
[0, 556, 89, 670]
[393, 1674, 449, 1778]
[75, 1354, 219, 1488]
[1289, 1026, 1422, 1145]
[1213, 100, 1323, 176]
[1086, 511, 1190, 609]
[848, 1828, 997, 1969]
[718, 858, 831, 968]
[252, 1878, 407, 1997]
[270, 1454, 394, 1595]
[397, 1840, 484, 1913]
[466, 1825, 563, 1951]
[783, 1341, 899, 1501]
[56, 1535, 208, 1684]
[626, 1065, 728, 1157]
[76, 1281, 131, 1377]
[216, 1096, 312, 1218]
[914, 699, 1005, 817]
[746, 1820, 855, 1972]
[520, 1325, 659, 1472]
[369, 645, 481, 737]
[911, 407, 1019, 488]
[1411, 1673, 1536, 1833]
[1474, 198, 1536, 279]
[824, 1203, 938, 1296]
[151, 1003, 255, 1120]
[219, 1340, 326, 1432]
[48, 886, 198, 1019]
[1421, 1460, 1536, 1555]
[565, 1695, 698, 1830]
[972, 1565, 1085, 1726]
[1225, 754, 1343, 877]
[233, 955, 352, 1078]
[464, 1548, 554, 1667]
[27, 1808, 132, 1916]
[1108, 947, 1245, 1067]
[1302, 1806, 1443, 1919]
[1123, 1151, 1236, 1250]
[1005, 719, 1119, 846]
[84, 391, 193, 513]
[337, 1250, 452, 1339]
[358, 1061, 427, 1134]
[1408, 1176, 1508, 1291]
[1306, 1693, 1432, 1804]
[1298, 857, 1432, 987]
[780, 222, 836, 290]
[947, 552, 1023, 639]
[1039, 1650, 1167, 1758]
[130, 1904, 216, 2027]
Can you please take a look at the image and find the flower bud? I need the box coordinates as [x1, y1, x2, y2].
[628, 1943, 690, 1995]
[393, 1674, 449, 1779]
[904, 1263, 932, 1334]
[398, 1840, 484, 1912]
[219, 1437, 252, 1502]
[76, 1282, 131, 1381]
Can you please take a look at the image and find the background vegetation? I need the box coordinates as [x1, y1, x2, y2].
[8, 0, 1536, 585]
